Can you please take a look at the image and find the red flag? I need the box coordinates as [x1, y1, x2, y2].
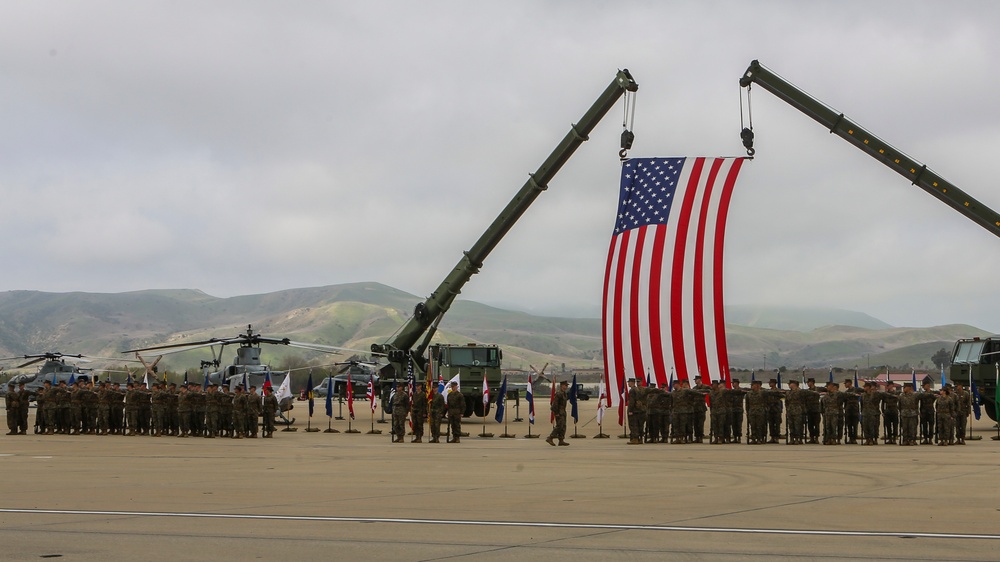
[366, 375, 376, 414]
[346, 374, 355, 420]
[603, 157, 745, 408]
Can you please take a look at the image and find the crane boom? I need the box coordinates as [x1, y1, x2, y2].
[740, 60, 1000, 238]
[372, 69, 638, 372]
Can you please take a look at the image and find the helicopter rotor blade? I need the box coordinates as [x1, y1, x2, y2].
[17, 357, 46, 369]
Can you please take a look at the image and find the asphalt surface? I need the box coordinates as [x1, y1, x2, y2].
[2, 409, 1000, 561]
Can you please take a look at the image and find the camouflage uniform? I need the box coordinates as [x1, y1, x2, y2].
[411, 387, 428, 443]
[34, 385, 48, 434]
[783, 383, 806, 444]
[692, 380, 711, 443]
[261, 390, 279, 437]
[246, 389, 261, 438]
[644, 386, 666, 443]
[626, 382, 642, 444]
[177, 387, 192, 437]
[898, 387, 920, 445]
[110, 385, 125, 435]
[859, 386, 884, 445]
[918, 385, 936, 444]
[446, 386, 465, 442]
[821, 386, 845, 445]
[218, 388, 233, 437]
[390, 386, 411, 443]
[804, 381, 823, 444]
[150, 385, 166, 436]
[935, 390, 954, 445]
[5, 386, 19, 434]
[69, 384, 84, 435]
[765, 380, 783, 443]
[881, 386, 900, 444]
[546, 382, 569, 446]
[745, 385, 769, 444]
[671, 387, 695, 444]
[204, 387, 219, 438]
[429, 389, 445, 443]
[952, 385, 971, 444]
[97, 384, 112, 435]
[726, 385, 747, 443]
[842, 382, 862, 444]
[230, 388, 246, 438]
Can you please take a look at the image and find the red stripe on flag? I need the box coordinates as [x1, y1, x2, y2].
[627, 226, 647, 387]
[611, 230, 631, 391]
[691, 158, 725, 384]
[601, 235, 617, 408]
[647, 224, 668, 387]
[668, 157, 705, 382]
[712, 159, 744, 389]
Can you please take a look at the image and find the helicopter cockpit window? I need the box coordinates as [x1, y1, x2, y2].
[953, 341, 985, 364]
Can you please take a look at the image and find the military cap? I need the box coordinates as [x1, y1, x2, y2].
[450, 381, 458, 387]
[768, 378, 777, 384]
[751, 380, 762, 386]
[902, 382, 914, 389]
[844, 379, 853, 384]
[559, 380, 569, 386]
[788, 379, 800, 386]
[806, 378, 815, 383]
[731, 379, 740, 384]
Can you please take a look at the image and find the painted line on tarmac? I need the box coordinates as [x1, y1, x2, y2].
[1, 508, 997, 541]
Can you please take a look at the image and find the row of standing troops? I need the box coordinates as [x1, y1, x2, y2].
[15, 379, 282, 438]
[389, 382, 468, 444]
[626, 376, 973, 446]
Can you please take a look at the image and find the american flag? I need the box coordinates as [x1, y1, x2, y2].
[603, 157, 746, 408]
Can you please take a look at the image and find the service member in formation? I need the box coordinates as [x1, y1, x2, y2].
[218, 385, 233, 438]
[246, 385, 261, 438]
[204, 384, 219, 438]
[177, 384, 192, 437]
[745, 380, 768, 444]
[822, 381, 845, 445]
[5, 384, 19, 435]
[261, 386, 279, 438]
[446, 381, 465, 443]
[842, 378, 862, 444]
[390, 382, 411, 443]
[97, 381, 112, 435]
[110, 382, 125, 435]
[881, 382, 900, 444]
[692, 375, 711, 443]
[918, 379, 936, 444]
[708, 381, 728, 444]
[783, 379, 806, 445]
[35, 381, 51, 434]
[646, 383, 670, 443]
[898, 382, 920, 445]
[859, 382, 884, 446]
[626, 378, 642, 444]
[952, 381, 971, 445]
[546, 380, 570, 447]
[935, 384, 954, 446]
[411, 383, 428, 443]
[428, 383, 445, 443]
[231, 385, 246, 439]
[726, 379, 747, 444]
[803, 378, 823, 444]
[765, 379, 783, 444]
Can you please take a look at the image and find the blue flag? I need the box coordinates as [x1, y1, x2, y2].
[51, 372, 58, 385]
[971, 375, 982, 420]
[202, 371, 209, 391]
[941, 366, 947, 387]
[828, 368, 833, 384]
[777, 371, 782, 388]
[307, 371, 315, 417]
[68, 373, 76, 385]
[568, 374, 579, 423]
[668, 368, 675, 392]
[183, 371, 189, 386]
[911, 369, 917, 391]
[494, 376, 507, 423]
[325, 376, 333, 418]
[751, 370, 757, 383]
[854, 369, 859, 388]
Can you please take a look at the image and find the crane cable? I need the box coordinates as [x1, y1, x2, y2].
[740, 83, 755, 158]
[620, 89, 636, 161]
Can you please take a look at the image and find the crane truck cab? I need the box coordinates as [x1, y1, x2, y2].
[949, 336, 1000, 421]
[431, 343, 502, 417]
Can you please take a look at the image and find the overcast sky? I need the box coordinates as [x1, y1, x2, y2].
[2, 2, 1000, 333]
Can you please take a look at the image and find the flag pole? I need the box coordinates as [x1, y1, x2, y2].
[994, 363, 1000, 441]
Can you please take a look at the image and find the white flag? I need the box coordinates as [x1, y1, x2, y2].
[275, 373, 293, 402]
[597, 378, 607, 425]
[482, 374, 490, 405]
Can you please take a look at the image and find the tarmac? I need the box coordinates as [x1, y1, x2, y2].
[2, 407, 1000, 561]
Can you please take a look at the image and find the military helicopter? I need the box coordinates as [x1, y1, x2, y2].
[123, 325, 376, 423]
[0, 352, 136, 396]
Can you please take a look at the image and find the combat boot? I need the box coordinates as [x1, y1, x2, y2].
[452, 437, 460, 443]
[545, 437, 555, 446]
[429, 438, 439, 443]
[412, 437, 422, 443]
[558, 440, 569, 446]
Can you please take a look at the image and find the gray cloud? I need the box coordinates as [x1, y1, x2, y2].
[1, 1, 999, 332]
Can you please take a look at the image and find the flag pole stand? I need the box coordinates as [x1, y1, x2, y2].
[366, 412, 382, 434]
[305, 416, 320, 432]
[524, 422, 539, 438]
[499, 417, 515, 438]
[323, 416, 339, 434]
[478, 417, 494, 438]
[345, 418, 360, 434]
[595, 420, 609, 439]
[570, 421, 586, 439]
[281, 415, 297, 432]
